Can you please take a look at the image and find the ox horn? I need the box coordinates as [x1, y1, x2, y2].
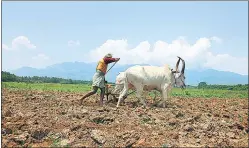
[177, 56, 185, 74]
[175, 57, 181, 73]
[182, 59, 185, 74]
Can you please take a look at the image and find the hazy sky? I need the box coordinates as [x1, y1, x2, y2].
[2, 1, 248, 75]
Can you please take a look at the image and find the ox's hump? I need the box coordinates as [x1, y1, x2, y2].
[164, 64, 171, 73]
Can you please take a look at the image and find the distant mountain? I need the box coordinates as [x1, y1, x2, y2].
[10, 62, 248, 85]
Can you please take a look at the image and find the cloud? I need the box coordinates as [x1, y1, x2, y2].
[203, 53, 248, 75]
[2, 36, 54, 70]
[30, 53, 51, 68]
[31, 53, 50, 60]
[3, 36, 36, 50]
[68, 40, 80, 47]
[2, 44, 10, 50]
[210, 36, 222, 43]
[83, 37, 247, 75]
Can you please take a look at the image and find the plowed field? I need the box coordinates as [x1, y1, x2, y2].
[2, 88, 248, 147]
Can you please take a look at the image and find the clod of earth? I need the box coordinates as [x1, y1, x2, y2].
[125, 138, 137, 148]
[226, 132, 235, 139]
[11, 131, 29, 145]
[70, 125, 81, 131]
[175, 112, 184, 118]
[233, 122, 244, 130]
[196, 139, 201, 143]
[59, 139, 70, 147]
[136, 138, 146, 145]
[2, 128, 12, 135]
[90, 129, 106, 144]
[31, 129, 50, 140]
[223, 114, 230, 118]
[184, 125, 194, 132]
[4, 110, 12, 117]
[90, 115, 114, 124]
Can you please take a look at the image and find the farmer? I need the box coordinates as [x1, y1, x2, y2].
[80, 53, 120, 106]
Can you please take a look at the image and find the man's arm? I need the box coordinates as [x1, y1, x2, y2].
[103, 57, 120, 64]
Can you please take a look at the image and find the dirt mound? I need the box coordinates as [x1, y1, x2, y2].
[2, 88, 248, 147]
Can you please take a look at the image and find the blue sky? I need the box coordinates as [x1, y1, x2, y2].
[2, 1, 248, 75]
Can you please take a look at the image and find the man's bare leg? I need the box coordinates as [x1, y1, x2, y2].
[80, 86, 98, 104]
[99, 87, 105, 106]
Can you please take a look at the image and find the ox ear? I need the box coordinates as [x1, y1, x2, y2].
[171, 69, 180, 73]
[171, 69, 177, 73]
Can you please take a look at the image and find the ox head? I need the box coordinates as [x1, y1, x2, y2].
[171, 56, 186, 89]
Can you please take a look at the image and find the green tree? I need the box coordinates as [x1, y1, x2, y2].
[198, 82, 208, 89]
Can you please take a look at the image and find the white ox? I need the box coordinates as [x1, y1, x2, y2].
[111, 72, 158, 103]
[116, 56, 186, 108]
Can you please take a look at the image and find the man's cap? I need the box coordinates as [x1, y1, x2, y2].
[105, 53, 113, 58]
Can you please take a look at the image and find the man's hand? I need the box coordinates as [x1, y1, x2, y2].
[115, 58, 120, 62]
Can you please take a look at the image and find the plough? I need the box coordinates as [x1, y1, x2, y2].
[104, 82, 159, 105]
[104, 83, 136, 102]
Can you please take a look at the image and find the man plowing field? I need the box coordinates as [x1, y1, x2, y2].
[80, 53, 120, 106]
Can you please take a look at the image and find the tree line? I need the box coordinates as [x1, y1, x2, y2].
[1, 71, 91, 84]
[197, 82, 248, 91]
[2, 71, 247, 90]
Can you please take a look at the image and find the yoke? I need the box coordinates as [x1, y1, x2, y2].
[104, 82, 136, 102]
